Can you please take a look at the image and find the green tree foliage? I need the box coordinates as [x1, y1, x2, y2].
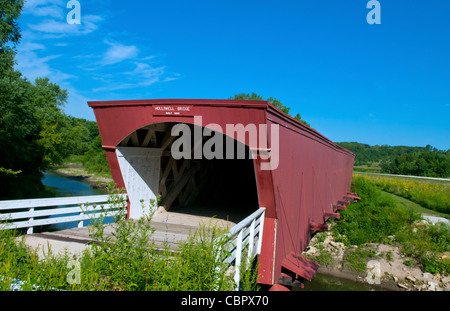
[380, 151, 450, 178]
[229, 92, 310, 126]
[337, 142, 423, 165]
[82, 135, 110, 174]
[338, 142, 450, 178]
[31, 77, 69, 168]
[0, 0, 23, 48]
[62, 116, 99, 156]
[0, 1, 73, 198]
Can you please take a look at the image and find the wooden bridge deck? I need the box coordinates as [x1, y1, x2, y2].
[21, 204, 248, 258]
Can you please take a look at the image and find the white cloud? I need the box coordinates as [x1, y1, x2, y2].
[23, 0, 66, 18]
[101, 41, 139, 65]
[91, 60, 179, 93]
[125, 62, 165, 79]
[17, 3, 178, 108]
[17, 41, 46, 52]
[15, 50, 76, 83]
[28, 15, 103, 37]
[15, 36, 76, 84]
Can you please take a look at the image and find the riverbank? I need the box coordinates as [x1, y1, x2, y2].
[303, 222, 450, 291]
[50, 163, 113, 193]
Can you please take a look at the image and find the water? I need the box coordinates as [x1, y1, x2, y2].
[42, 171, 104, 197]
[293, 273, 382, 291]
[39, 171, 106, 231]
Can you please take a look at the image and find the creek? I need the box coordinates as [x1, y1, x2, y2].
[40, 171, 105, 231]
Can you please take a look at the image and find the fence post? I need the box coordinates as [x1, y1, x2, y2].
[234, 229, 243, 289]
[257, 210, 265, 255]
[27, 207, 34, 234]
[78, 209, 84, 228]
[248, 219, 255, 261]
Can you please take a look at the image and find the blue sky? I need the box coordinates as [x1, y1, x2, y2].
[15, 0, 450, 150]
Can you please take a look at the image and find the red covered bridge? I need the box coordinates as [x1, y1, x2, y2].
[88, 98, 358, 289]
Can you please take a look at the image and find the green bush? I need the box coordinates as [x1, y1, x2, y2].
[335, 175, 450, 275]
[81, 135, 110, 175]
[334, 176, 418, 246]
[396, 223, 450, 275]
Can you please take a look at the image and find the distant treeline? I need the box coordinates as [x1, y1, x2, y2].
[338, 142, 450, 178]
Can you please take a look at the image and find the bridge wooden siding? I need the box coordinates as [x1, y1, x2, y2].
[87, 99, 357, 289]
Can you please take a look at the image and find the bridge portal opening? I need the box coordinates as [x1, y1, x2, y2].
[116, 122, 260, 224]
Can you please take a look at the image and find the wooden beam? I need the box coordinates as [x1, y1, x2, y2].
[142, 123, 169, 132]
[141, 129, 157, 147]
[119, 135, 131, 146]
[309, 222, 328, 234]
[324, 211, 340, 221]
[159, 157, 175, 195]
[334, 204, 346, 211]
[130, 132, 139, 146]
[160, 124, 176, 151]
[160, 164, 200, 211]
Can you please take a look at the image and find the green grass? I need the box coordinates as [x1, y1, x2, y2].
[333, 177, 419, 246]
[379, 190, 449, 219]
[343, 248, 377, 273]
[333, 176, 450, 275]
[353, 164, 382, 174]
[353, 172, 450, 215]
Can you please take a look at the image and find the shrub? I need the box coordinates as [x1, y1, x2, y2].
[396, 222, 450, 275]
[334, 176, 418, 246]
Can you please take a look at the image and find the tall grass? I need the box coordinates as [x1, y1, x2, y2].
[0, 187, 257, 290]
[333, 176, 450, 275]
[358, 175, 450, 214]
[334, 176, 419, 245]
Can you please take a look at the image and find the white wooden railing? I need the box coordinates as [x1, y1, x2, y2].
[1, 196, 265, 290]
[0, 195, 122, 234]
[225, 207, 265, 289]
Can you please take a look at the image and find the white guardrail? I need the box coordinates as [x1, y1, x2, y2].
[225, 207, 265, 288]
[0, 195, 119, 234]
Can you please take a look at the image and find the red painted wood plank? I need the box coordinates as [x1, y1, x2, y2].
[281, 251, 319, 281]
[324, 211, 340, 220]
[309, 222, 328, 233]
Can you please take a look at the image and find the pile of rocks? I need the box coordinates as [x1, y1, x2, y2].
[303, 230, 450, 291]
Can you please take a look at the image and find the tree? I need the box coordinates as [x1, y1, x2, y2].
[0, 0, 23, 47]
[0, 0, 23, 75]
[0, 1, 71, 198]
[31, 77, 69, 168]
[229, 92, 310, 126]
